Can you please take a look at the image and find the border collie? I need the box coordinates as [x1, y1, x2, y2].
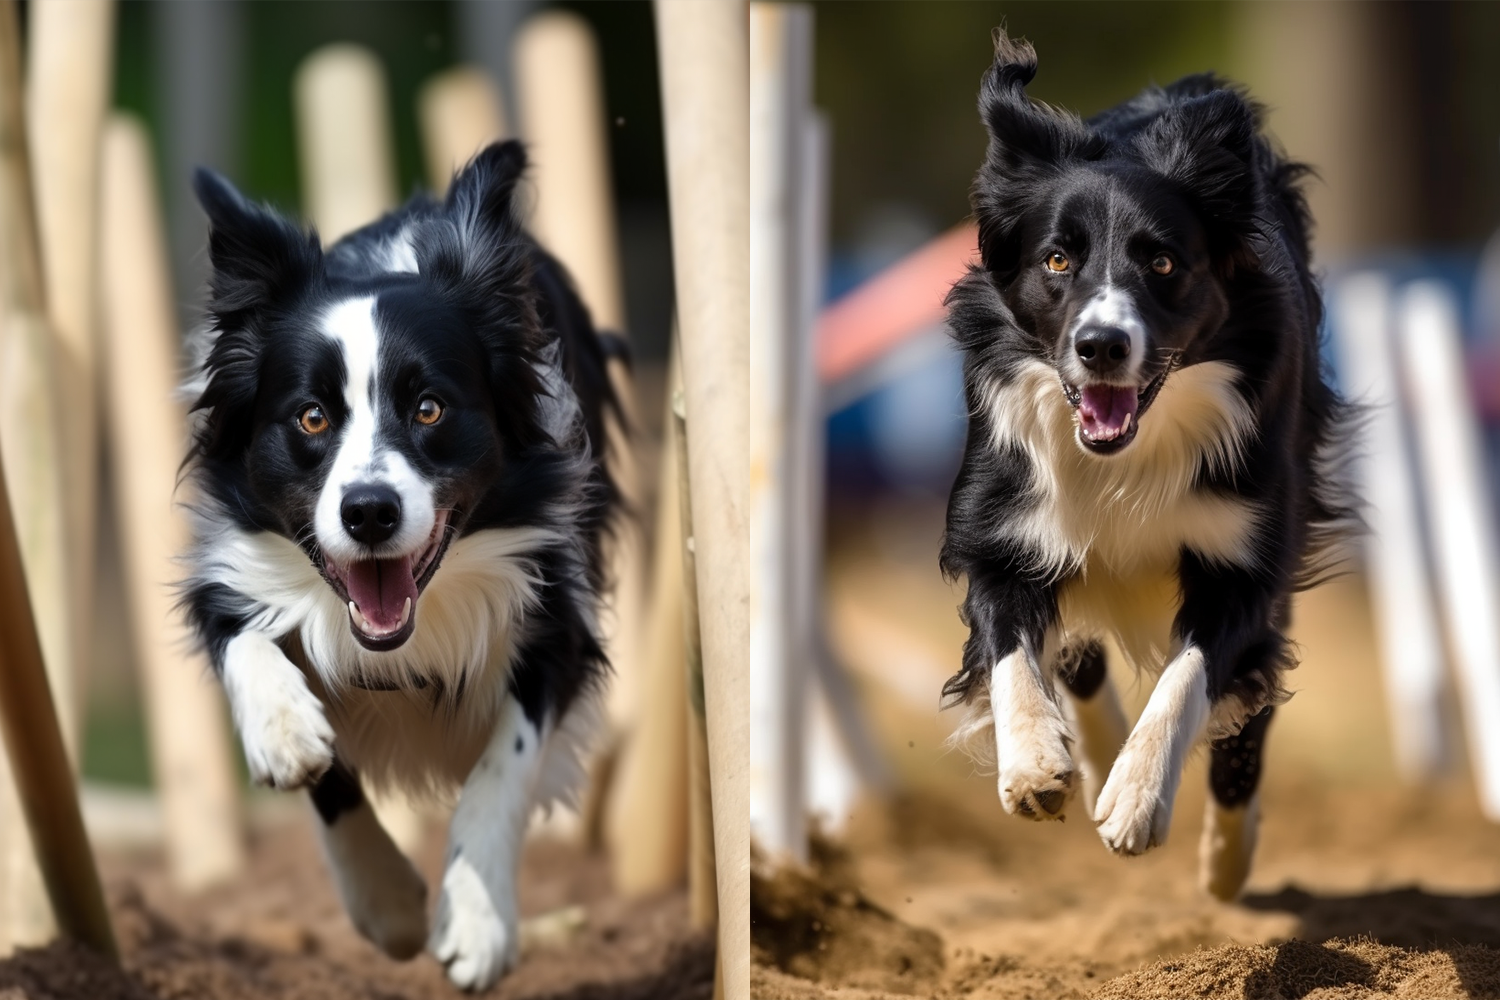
[181, 142, 617, 989]
[940, 30, 1352, 898]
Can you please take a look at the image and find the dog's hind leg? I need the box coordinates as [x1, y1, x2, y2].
[1200, 705, 1273, 900]
[310, 758, 428, 959]
[430, 694, 544, 991]
[1057, 641, 1128, 817]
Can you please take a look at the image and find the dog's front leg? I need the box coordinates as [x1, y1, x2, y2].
[955, 563, 1071, 819]
[221, 631, 334, 789]
[1093, 640, 1209, 854]
[1094, 552, 1281, 855]
[430, 695, 543, 991]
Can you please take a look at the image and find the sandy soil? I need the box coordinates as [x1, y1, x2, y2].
[0, 813, 712, 1000]
[750, 499, 1500, 998]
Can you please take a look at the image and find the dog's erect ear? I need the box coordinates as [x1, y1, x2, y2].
[973, 29, 1102, 281]
[1135, 89, 1264, 271]
[418, 140, 532, 292]
[193, 168, 323, 315]
[978, 29, 1098, 171]
[442, 141, 527, 241]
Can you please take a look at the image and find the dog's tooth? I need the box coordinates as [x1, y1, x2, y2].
[1122, 411, 1134, 433]
[398, 597, 412, 629]
[348, 601, 369, 632]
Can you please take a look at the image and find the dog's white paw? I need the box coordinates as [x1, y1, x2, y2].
[1093, 736, 1173, 854]
[995, 711, 1076, 820]
[238, 682, 335, 790]
[347, 849, 428, 960]
[429, 854, 518, 992]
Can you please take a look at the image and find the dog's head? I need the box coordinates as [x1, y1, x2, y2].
[190, 143, 551, 651]
[972, 30, 1266, 455]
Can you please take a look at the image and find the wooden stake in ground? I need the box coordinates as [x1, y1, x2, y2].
[654, 3, 750, 998]
[0, 452, 116, 958]
[515, 11, 648, 854]
[672, 365, 718, 929]
[610, 346, 693, 897]
[0, 0, 79, 950]
[417, 66, 509, 197]
[24, 0, 115, 741]
[99, 114, 245, 891]
[294, 43, 428, 852]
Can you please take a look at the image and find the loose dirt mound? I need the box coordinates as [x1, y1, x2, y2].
[751, 836, 944, 994]
[0, 813, 712, 1000]
[750, 779, 1500, 999]
[1094, 937, 1500, 1000]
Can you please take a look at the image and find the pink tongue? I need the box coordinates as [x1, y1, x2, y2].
[1077, 385, 1139, 439]
[344, 556, 418, 634]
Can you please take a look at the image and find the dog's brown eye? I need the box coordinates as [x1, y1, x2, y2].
[1047, 252, 1070, 273]
[416, 397, 444, 425]
[1152, 253, 1175, 276]
[298, 405, 329, 435]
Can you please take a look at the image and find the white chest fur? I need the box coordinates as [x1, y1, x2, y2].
[984, 359, 1262, 669]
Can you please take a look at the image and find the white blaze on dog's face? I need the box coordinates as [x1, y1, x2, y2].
[998, 177, 1234, 457]
[311, 296, 441, 650]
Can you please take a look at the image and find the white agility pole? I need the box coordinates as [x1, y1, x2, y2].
[1397, 281, 1500, 818]
[417, 66, 509, 197]
[25, 0, 115, 740]
[99, 115, 246, 890]
[0, 0, 77, 949]
[1330, 274, 1447, 779]
[514, 10, 649, 854]
[294, 44, 427, 852]
[749, 0, 812, 866]
[293, 45, 398, 243]
[655, 2, 750, 998]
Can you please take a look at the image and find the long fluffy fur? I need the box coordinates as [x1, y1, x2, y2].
[941, 31, 1356, 767]
[179, 142, 618, 800]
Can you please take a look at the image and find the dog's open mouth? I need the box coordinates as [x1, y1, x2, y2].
[1064, 365, 1173, 455]
[321, 510, 453, 651]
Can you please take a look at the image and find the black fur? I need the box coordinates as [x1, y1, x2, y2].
[941, 32, 1352, 756]
[181, 141, 616, 732]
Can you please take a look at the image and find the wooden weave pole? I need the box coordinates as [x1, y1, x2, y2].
[99, 115, 245, 890]
[294, 43, 427, 851]
[293, 44, 397, 243]
[25, 0, 115, 741]
[655, 3, 749, 997]
[514, 11, 648, 853]
[671, 354, 717, 929]
[610, 346, 692, 896]
[0, 448, 116, 957]
[0, 0, 76, 949]
[417, 66, 509, 197]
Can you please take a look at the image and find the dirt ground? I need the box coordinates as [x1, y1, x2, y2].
[750, 499, 1500, 999]
[0, 813, 713, 1000]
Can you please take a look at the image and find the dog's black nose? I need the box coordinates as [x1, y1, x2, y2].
[1075, 326, 1132, 373]
[341, 485, 402, 546]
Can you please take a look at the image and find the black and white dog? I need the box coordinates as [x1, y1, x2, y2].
[181, 142, 616, 989]
[940, 31, 1352, 898]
